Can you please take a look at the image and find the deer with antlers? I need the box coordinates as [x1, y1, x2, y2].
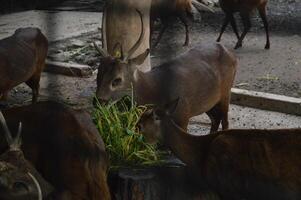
[94, 9, 237, 132]
[0, 111, 54, 200]
[0, 101, 111, 200]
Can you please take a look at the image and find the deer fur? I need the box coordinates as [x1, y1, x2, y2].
[216, 0, 270, 49]
[150, 0, 214, 47]
[94, 11, 237, 132]
[0, 111, 54, 200]
[0, 101, 111, 200]
[0, 27, 48, 104]
[137, 100, 301, 199]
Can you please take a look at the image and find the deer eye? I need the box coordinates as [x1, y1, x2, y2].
[13, 181, 29, 192]
[112, 78, 122, 87]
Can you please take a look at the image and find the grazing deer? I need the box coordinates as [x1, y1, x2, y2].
[0, 101, 111, 200]
[94, 9, 237, 132]
[137, 99, 301, 200]
[0, 27, 48, 105]
[150, 0, 214, 47]
[0, 111, 54, 200]
[216, 0, 270, 49]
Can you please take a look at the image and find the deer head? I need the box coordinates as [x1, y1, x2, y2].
[0, 111, 43, 200]
[94, 9, 150, 104]
[137, 98, 180, 144]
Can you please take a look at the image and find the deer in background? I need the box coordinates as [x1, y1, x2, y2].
[150, 0, 214, 47]
[216, 0, 270, 49]
[0, 27, 48, 106]
[0, 101, 111, 200]
[0, 111, 54, 200]
[94, 9, 237, 132]
[137, 99, 301, 200]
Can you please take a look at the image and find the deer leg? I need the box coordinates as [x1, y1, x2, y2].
[229, 14, 240, 40]
[220, 97, 230, 130]
[153, 20, 168, 48]
[217, 14, 231, 42]
[258, 3, 270, 49]
[206, 106, 222, 133]
[234, 11, 251, 49]
[179, 14, 190, 46]
[26, 75, 40, 104]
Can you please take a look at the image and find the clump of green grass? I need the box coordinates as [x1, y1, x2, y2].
[93, 96, 164, 168]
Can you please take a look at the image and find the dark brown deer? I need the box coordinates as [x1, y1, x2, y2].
[0, 101, 111, 200]
[137, 99, 301, 200]
[0, 27, 48, 105]
[0, 111, 54, 200]
[150, 0, 214, 47]
[94, 9, 237, 132]
[216, 0, 270, 49]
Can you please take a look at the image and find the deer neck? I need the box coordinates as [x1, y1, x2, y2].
[162, 118, 217, 167]
[131, 69, 158, 105]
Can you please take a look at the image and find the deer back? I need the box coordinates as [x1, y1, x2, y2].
[134, 43, 237, 125]
[0, 28, 48, 92]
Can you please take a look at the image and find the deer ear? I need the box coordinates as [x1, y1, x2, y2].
[113, 42, 123, 59]
[164, 98, 180, 115]
[129, 49, 150, 65]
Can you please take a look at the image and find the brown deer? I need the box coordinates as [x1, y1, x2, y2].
[137, 99, 301, 200]
[150, 0, 214, 47]
[0, 27, 48, 105]
[0, 111, 54, 200]
[94, 9, 237, 132]
[0, 101, 111, 200]
[216, 0, 270, 49]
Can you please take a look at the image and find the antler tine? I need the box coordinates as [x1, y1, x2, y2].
[101, 3, 108, 52]
[10, 122, 22, 150]
[0, 111, 13, 146]
[93, 42, 109, 57]
[124, 9, 145, 61]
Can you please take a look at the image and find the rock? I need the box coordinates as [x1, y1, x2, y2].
[45, 60, 93, 77]
[70, 39, 86, 47]
[48, 52, 71, 62]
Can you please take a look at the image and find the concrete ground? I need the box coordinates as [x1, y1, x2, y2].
[1, 9, 300, 131]
[0, 10, 102, 41]
[189, 105, 301, 135]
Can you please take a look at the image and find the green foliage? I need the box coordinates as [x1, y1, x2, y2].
[93, 96, 164, 168]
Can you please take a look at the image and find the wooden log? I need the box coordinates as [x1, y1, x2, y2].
[45, 60, 93, 77]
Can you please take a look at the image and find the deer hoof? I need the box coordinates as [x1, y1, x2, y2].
[265, 43, 270, 50]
